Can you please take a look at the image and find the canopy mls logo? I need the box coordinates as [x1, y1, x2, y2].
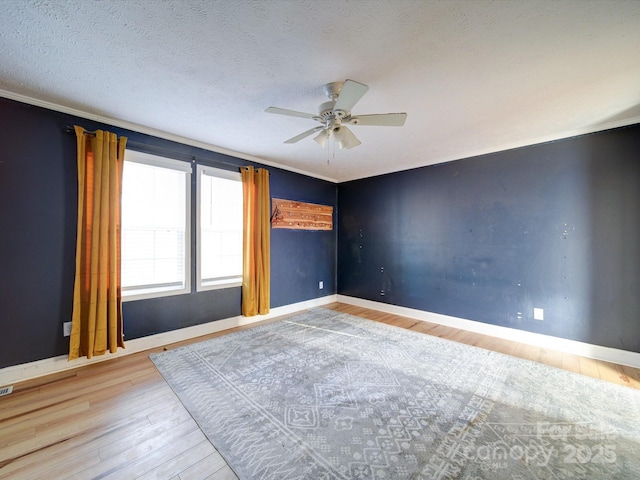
[466, 442, 554, 467]
[462, 421, 620, 471]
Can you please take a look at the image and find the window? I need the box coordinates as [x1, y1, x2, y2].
[121, 150, 191, 300]
[197, 165, 243, 290]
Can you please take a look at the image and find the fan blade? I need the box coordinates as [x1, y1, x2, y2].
[351, 113, 407, 126]
[334, 79, 369, 113]
[334, 126, 361, 149]
[284, 126, 323, 144]
[265, 107, 316, 119]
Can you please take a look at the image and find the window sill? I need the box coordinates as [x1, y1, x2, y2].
[196, 280, 242, 293]
[122, 286, 190, 302]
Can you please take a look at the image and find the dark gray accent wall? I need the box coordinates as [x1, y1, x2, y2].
[0, 97, 337, 368]
[338, 124, 640, 353]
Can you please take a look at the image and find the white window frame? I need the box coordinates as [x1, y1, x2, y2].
[196, 165, 243, 291]
[121, 149, 192, 301]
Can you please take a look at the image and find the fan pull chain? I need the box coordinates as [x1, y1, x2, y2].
[331, 137, 336, 164]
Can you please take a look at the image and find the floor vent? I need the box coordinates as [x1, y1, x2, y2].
[0, 386, 13, 396]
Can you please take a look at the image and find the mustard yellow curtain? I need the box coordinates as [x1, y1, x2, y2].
[69, 126, 127, 360]
[241, 166, 270, 316]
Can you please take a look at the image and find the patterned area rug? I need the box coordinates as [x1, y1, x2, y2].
[150, 308, 640, 479]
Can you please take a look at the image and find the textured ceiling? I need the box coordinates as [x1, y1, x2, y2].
[1, 0, 639, 182]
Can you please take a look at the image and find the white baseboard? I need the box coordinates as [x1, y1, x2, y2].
[7, 293, 636, 387]
[338, 295, 640, 369]
[0, 295, 337, 387]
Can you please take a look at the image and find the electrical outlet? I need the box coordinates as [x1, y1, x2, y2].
[533, 308, 544, 321]
[63, 322, 72, 337]
[319, 281, 324, 289]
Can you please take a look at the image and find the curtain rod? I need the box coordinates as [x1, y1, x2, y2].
[65, 126, 98, 136]
[64, 125, 246, 169]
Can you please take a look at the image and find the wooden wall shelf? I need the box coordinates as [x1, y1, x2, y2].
[271, 198, 333, 231]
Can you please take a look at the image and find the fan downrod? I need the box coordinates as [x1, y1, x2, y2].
[323, 82, 343, 100]
[319, 82, 350, 121]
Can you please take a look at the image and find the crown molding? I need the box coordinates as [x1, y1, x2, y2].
[0, 89, 338, 183]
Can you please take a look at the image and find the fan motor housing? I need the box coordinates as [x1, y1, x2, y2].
[319, 101, 350, 123]
[318, 101, 335, 117]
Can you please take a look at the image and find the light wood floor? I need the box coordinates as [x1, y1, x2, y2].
[1, 303, 639, 479]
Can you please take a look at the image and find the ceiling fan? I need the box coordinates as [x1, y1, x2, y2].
[265, 79, 407, 150]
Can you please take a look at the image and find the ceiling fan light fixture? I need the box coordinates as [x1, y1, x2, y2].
[332, 126, 346, 149]
[313, 129, 330, 147]
[335, 125, 361, 149]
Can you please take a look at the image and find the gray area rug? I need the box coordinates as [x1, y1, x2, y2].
[150, 308, 640, 479]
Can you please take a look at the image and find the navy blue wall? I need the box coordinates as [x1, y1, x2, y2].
[338, 125, 640, 353]
[2, 92, 638, 369]
[270, 173, 337, 307]
[0, 97, 336, 368]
